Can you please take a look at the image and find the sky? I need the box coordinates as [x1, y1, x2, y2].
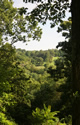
[13, 0, 68, 51]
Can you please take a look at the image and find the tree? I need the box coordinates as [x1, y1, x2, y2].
[31, 77, 58, 110]
[0, 43, 41, 125]
[32, 104, 60, 125]
[0, 43, 19, 125]
[0, 43, 16, 84]
[0, 1, 43, 124]
[0, 0, 42, 45]
[47, 19, 72, 124]
[71, 0, 80, 125]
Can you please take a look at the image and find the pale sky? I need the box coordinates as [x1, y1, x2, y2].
[13, 0, 69, 50]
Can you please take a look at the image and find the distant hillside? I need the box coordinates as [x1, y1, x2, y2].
[16, 49, 64, 65]
[15, 48, 64, 79]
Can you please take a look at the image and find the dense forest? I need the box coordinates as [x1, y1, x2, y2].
[1, 0, 80, 124]
[0, 43, 72, 125]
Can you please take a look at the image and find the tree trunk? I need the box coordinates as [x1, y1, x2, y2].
[72, 0, 80, 124]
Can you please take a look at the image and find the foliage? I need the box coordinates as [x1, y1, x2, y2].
[0, 0, 73, 124]
[0, 112, 17, 125]
[0, 0, 42, 45]
[47, 19, 72, 124]
[0, 42, 72, 125]
[31, 77, 60, 110]
[0, 43, 16, 83]
[32, 104, 59, 125]
[23, 0, 70, 28]
[0, 41, 64, 125]
[14, 45, 72, 125]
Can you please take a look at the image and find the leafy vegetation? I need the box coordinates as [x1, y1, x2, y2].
[0, 42, 71, 125]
